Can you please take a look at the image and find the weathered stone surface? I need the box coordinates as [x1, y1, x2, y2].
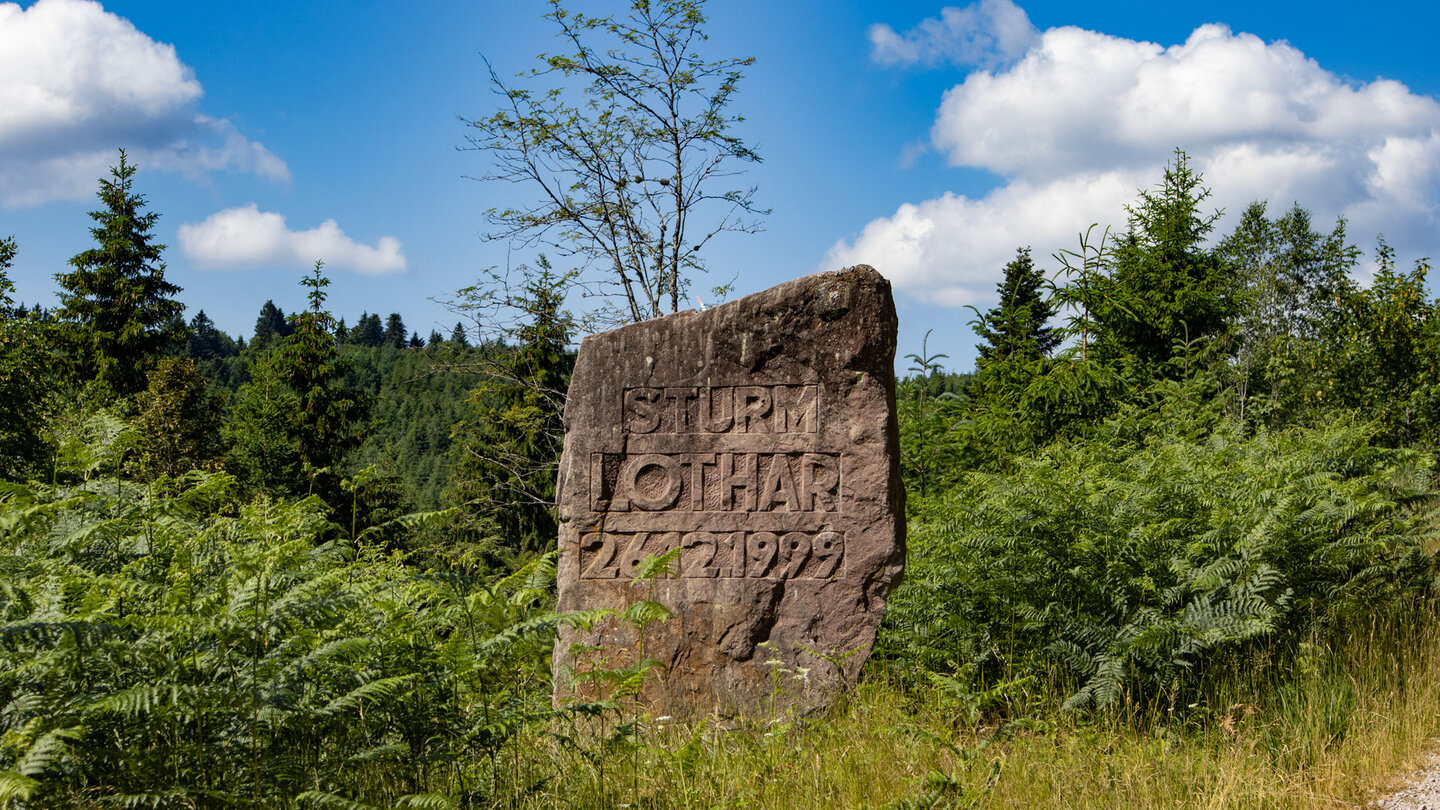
[552, 265, 905, 717]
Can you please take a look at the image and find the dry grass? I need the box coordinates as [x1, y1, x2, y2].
[499, 601, 1440, 808]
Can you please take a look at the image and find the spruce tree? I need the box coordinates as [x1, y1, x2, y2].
[277, 262, 369, 502]
[383, 313, 407, 348]
[56, 151, 184, 394]
[252, 301, 289, 348]
[973, 247, 1059, 366]
[186, 310, 237, 360]
[224, 352, 303, 493]
[351, 312, 383, 347]
[227, 263, 368, 501]
[1094, 150, 1229, 367]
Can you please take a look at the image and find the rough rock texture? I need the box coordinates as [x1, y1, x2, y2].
[552, 265, 905, 717]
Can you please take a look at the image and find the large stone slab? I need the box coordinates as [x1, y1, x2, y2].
[552, 266, 905, 716]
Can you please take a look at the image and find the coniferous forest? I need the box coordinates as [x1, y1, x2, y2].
[6, 10, 1440, 810]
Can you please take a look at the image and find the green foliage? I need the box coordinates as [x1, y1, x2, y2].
[224, 264, 371, 504]
[958, 352, 1131, 470]
[0, 242, 56, 479]
[1213, 202, 1359, 427]
[277, 263, 370, 504]
[0, 318, 55, 481]
[1050, 224, 1113, 362]
[383, 313, 408, 349]
[350, 312, 384, 348]
[882, 375, 1440, 711]
[1094, 150, 1229, 368]
[54, 151, 184, 395]
[950, 225, 1134, 472]
[0, 235, 16, 316]
[0, 474, 561, 806]
[449, 322, 468, 347]
[251, 300, 293, 349]
[224, 350, 305, 495]
[898, 332, 965, 498]
[1216, 202, 1356, 345]
[131, 358, 226, 481]
[11, 132, 1440, 806]
[185, 310, 240, 361]
[46, 395, 140, 483]
[446, 262, 575, 554]
[465, 0, 765, 322]
[973, 247, 1059, 367]
[1319, 242, 1440, 446]
[203, 331, 468, 514]
[342, 344, 475, 511]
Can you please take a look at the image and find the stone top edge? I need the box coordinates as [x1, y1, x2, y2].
[578, 265, 889, 343]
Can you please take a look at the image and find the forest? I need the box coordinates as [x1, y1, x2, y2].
[4, 140, 1440, 807]
[6, 0, 1440, 804]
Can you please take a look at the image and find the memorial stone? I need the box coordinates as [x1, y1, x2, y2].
[553, 265, 906, 716]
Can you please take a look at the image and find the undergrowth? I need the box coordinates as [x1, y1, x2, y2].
[4, 469, 1439, 808]
[880, 376, 1440, 712]
[4, 375, 1440, 807]
[0, 473, 558, 808]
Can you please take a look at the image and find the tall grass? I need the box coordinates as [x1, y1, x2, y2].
[497, 598, 1440, 808]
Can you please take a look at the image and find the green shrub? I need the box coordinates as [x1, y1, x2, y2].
[882, 377, 1440, 712]
[0, 473, 558, 807]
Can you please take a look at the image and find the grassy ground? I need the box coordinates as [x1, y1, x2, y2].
[496, 602, 1440, 808]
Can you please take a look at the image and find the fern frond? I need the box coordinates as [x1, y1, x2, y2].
[317, 674, 414, 717]
[295, 790, 382, 810]
[16, 725, 81, 777]
[0, 771, 39, 804]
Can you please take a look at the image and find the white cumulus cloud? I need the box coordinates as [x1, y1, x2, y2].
[869, 0, 1038, 70]
[837, 19, 1440, 307]
[0, 0, 289, 207]
[178, 205, 407, 275]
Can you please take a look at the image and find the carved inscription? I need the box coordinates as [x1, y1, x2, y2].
[580, 530, 845, 580]
[624, 385, 819, 435]
[593, 384, 844, 581]
[591, 451, 841, 513]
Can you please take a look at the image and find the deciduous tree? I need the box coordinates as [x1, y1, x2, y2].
[0, 236, 55, 477]
[132, 358, 225, 480]
[447, 259, 575, 552]
[465, 0, 765, 323]
[0, 235, 17, 317]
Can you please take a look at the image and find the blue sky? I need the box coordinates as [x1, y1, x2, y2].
[3, 0, 1439, 371]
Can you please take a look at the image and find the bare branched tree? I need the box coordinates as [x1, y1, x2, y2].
[462, 0, 766, 324]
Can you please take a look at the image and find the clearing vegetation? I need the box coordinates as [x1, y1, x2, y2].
[4, 1, 1440, 805]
